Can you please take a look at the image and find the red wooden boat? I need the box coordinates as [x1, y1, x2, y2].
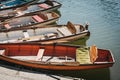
[0, 43, 115, 71]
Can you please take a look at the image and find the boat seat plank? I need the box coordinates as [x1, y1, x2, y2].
[67, 21, 76, 34]
[57, 27, 72, 36]
[36, 48, 45, 61]
[23, 31, 30, 38]
[17, 11, 24, 16]
[4, 24, 11, 29]
[46, 13, 53, 19]
[38, 3, 50, 9]
[32, 15, 44, 22]
[45, 32, 58, 39]
[0, 50, 5, 55]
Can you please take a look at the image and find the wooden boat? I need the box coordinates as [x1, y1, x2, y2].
[0, 11, 60, 30]
[0, 21, 89, 44]
[0, 0, 61, 21]
[0, 43, 115, 70]
[0, 0, 37, 10]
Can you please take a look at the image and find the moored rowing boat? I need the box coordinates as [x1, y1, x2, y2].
[0, 43, 115, 70]
[0, 0, 61, 21]
[0, 21, 89, 44]
[0, 11, 60, 30]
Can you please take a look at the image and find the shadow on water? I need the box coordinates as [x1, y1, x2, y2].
[0, 60, 84, 80]
[51, 68, 110, 80]
[66, 36, 90, 46]
[0, 60, 110, 80]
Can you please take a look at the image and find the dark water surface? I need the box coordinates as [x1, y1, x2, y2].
[57, 0, 120, 80]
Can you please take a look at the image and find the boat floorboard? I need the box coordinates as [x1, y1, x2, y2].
[10, 56, 75, 62]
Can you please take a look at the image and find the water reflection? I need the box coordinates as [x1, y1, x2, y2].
[99, 0, 120, 24]
[57, 0, 118, 80]
[54, 9, 62, 17]
[50, 68, 110, 80]
[67, 36, 90, 46]
[0, 60, 110, 80]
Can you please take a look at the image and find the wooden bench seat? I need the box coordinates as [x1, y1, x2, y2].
[36, 48, 45, 61]
[0, 50, 5, 55]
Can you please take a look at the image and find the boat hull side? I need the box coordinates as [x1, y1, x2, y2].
[0, 55, 113, 71]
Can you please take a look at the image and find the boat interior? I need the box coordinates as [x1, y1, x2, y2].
[0, 0, 29, 9]
[0, 9, 15, 18]
[0, 44, 114, 65]
[0, 1, 60, 18]
[0, 22, 87, 43]
[0, 12, 59, 29]
[20, 0, 60, 13]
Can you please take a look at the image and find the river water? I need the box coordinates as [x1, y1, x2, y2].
[56, 0, 120, 80]
[0, 0, 120, 80]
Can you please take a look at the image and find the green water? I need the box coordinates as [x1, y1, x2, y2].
[0, 0, 120, 80]
[56, 0, 120, 80]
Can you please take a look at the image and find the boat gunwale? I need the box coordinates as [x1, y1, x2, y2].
[0, 24, 86, 32]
